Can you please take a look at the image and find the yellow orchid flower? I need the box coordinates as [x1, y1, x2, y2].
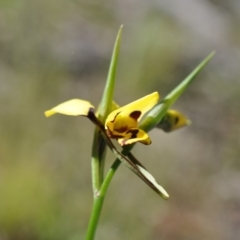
[105, 92, 159, 146]
[44, 92, 169, 199]
[45, 92, 159, 146]
[157, 109, 191, 132]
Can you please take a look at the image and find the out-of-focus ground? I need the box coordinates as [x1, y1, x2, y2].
[0, 0, 240, 239]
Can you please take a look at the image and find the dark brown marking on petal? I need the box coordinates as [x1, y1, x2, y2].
[126, 129, 139, 139]
[111, 111, 121, 122]
[106, 127, 124, 139]
[113, 134, 125, 139]
[116, 126, 128, 133]
[129, 111, 141, 121]
[174, 116, 179, 125]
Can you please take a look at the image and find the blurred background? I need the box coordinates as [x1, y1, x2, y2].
[0, 0, 240, 239]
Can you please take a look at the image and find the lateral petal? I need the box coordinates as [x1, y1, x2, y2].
[45, 99, 94, 117]
[157, 109, 191, 132]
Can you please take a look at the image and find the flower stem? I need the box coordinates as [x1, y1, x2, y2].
[99, 159, 121, 196]
[85, 159, 121, 240]
[85, 194, 105, 240]
[91, 129, 101, 193]
[86, 127, 105, 240]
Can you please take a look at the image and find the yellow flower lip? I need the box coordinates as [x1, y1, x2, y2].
[105, 92, 160, 146]
[44, 99, 94, 117]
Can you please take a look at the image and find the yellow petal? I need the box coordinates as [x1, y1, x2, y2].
[157, 109, 191, 132]
[45, 99, 94, 117]
[105, 92, 159, 136]
[118, 128, 151, 146]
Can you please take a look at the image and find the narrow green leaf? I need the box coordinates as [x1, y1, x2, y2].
[97, 25, 123, 121]
[164, 51, 215, 106]
[140, 51, 215, 132]
[91, 26, 123, 191]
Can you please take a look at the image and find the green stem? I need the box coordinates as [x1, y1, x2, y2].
[85, 159, 121, 240]
[85, 148, 133, 240]
[86, 128, 105, 240]
[85, 195, 104, 240]
[91, 129, 101, 194]
[99, 144, 134, 194]
[99, 159, 121, 195]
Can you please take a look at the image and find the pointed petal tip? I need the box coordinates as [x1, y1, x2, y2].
[44, 110, 55, 117]
[137, 165, 169, 199]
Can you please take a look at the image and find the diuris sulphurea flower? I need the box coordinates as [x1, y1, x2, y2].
[45, 92, 169, 199]
[44, 92, 191, 199]
[105, 92, 159, 146]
